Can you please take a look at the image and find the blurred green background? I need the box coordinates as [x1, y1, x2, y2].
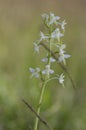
[0, 0, 86, 130]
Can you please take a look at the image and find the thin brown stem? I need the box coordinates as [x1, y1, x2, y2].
[22, 99, 52, 130]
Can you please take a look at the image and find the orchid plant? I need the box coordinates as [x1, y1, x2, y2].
[29, 12, 71, 130]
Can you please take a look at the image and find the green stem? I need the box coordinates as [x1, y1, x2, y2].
[34, 80, 47, 130]
[34, 27, 52, 130]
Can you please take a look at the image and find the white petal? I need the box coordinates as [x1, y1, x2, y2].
[64, 54, 71, 58]
[49, 69, 54, 74]
[41, 58, 48, 62]
[42, 70, 47, 75]
[50, 57, 56, 62]
[45, 64, 50, 69]
[33, 42, 40, 53]
[58, 56, 64, 62]
[36, 67, 40, 72]
[40, 32, 49, 40]
[40, 32, 45, 39]
[49, 13, 60, 25]
[29, 68, 35, 73]
[34, 73, 40, 78]
[51, 29, 64, 39]
[58, 73, 65, 84]
[56, 16, 60, 20]
[61, 20, 67, 30]
[61, 44, 66, 49]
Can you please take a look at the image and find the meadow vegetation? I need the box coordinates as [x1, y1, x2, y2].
[0, 1, 86, 130]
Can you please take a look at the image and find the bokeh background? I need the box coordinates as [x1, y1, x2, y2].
[0, 0, 86, 130]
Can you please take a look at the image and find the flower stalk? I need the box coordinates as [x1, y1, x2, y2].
[34, 23, 53, 130]
[34, 80, 47, 130]
[29, 12, 75, 130]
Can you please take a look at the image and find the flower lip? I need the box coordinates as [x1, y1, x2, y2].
[41, 57, 56, 63]
[33, 42, 41, 53]
[40, 32, 49, 39]
[49, 12, 60, 25]
[56, 73, 65, 85]
[51, 28, 64, 40]
[42, 64, 54, 75]
[29, 67, 40, 78]
[56, 44, 71, 64]
[61, 20, 67, 30]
